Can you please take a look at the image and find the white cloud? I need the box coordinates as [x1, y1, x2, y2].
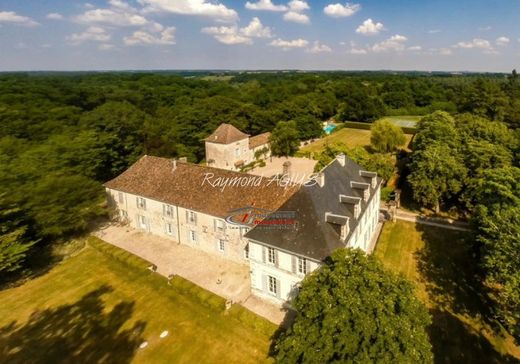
[46, 13, 64, 20]
[288, 0, 310, 12]
[202, 26, 252, 44]
[356, 18, 384, 35]
[124, 26, 176, 45]
[408, 45, 422, 51]
[139, 0, 238, 22]
[496, 36, 510, 46]
[67, 26, 111, 45]
[270, 38, 308, 50]
[202, 17, 272, 45]
[306, 41, 332, 53]
[0, 11, 39, 26]
[453, 38, 492, 50]
[240, 17, 273, 38]
[283, 11, 309, 24]
[348, 47, 367, 55]
[372, 34, 407, 52]
[75, 1, 149, 27]
[245, 0, 287, 12]
[323, 2, 360, 18]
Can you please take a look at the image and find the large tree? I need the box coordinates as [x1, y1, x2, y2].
[275, 249, 433, 364]
[370, 119, 406, 153]
[408, 142, 467, 213]
[269, 121, 300, 157]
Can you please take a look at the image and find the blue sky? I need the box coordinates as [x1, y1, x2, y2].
[0, 0, 519, 71]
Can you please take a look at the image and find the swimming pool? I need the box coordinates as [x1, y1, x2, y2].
[323, 124, 336, 135]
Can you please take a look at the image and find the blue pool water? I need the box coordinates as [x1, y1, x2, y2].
[323, 124, 336, 135]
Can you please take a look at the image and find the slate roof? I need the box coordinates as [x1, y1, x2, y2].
[104, 156, 299, 219]
[245, 157, 382, 261]
[204, 123, 249, 144]
[249, 132, 271, 149]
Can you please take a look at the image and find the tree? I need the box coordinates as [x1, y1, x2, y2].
[337, 89, 385, 122]
[370, 119, 406, 153]
[269, 121, 300, 157]
[408, 142, 467, 213]
[274, 249, 433, 363]
[0, 196, 38, 273]
[413, 111, 459, 151]
[293, 115, 323, 140]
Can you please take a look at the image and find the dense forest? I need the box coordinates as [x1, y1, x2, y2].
[0, 70, 519, 339]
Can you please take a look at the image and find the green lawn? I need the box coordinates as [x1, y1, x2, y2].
[375, 221, 520, 363]
[380, 115, 422, 128]
[300, 127, 414, 155]
[0, 237, 275, 364]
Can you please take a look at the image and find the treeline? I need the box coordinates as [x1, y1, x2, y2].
[0, 70, 519, 278]
[408, 110, 520, 340]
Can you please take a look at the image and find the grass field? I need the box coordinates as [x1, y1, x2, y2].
[300, 126, 414, 154]
[381, 115, 422, 128]
[0, 237, 275, 364]
[375, 221, 520, 363]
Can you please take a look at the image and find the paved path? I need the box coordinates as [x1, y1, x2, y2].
[94, 225, 287, 325]
[381, 208, 471, 232]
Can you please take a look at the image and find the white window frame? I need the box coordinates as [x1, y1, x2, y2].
[139, 215, 147, 229]
[163, 204, 174, 219]
[268, 276, 278, 295]
[244, 244, 249, 259]
[297, 257, 307, 275]
[118, 191, 124, 204]
[188, 211, 197, 225]
[215, 219, 225, 233]
[165, 222, 174, 236]
[137, 197, 146, 210]
[189, 230, 197, 243]
[267, 247, 276, 265]
[217, 239, 225, 252]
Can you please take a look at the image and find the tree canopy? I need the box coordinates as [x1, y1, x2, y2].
[370, 119, 406, 153]
[274, 249, 433, 363]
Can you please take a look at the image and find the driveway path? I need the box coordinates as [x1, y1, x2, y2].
[380, 208, 471, 232]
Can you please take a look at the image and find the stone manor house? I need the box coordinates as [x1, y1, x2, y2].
[104, 124, 382, 303]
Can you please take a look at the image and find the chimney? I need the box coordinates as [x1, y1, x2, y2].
[282, 160, 291, 176]
[171, 159, 177, 172]
[337, 153, 346, 167]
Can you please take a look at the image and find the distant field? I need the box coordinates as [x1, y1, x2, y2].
[381, 115, 422, 128]
[375, 221, 520, 363]
[0, 238, 274, 363]
[300, 126, 414, 154]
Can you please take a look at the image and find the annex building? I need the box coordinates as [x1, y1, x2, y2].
[104, 125, 382, 304]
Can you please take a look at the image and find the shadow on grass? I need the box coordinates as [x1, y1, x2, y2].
[0, 284, 146, 364]
[414, 223, 518, 363]
[429, 309, 518, 364]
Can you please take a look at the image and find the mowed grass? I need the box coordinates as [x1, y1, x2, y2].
[375, 221, 520, 363]
[300, 127, 414, 154]
[0, 237, 275, 364]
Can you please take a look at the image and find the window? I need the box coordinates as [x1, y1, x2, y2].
[187, 211, 197, 224]
[165, 222, 174, 236]
[163, 204, 174, 218]
[235, 147, 240, 157]
[118, 192, 124, 204]
[244, 244, 249, 259]
[240, 226, 250, 237]
[268, 276, 278, 295]
[139, 215, 147, 229]
[137, 197, 146, 210]
[267, 247, 276, 265]
[214, 219, 225, 233]
[217, 239, 225, 252]
[120, 210, 128, 219]
[297, 257, 307, 275]
[189, 230, 197, 243]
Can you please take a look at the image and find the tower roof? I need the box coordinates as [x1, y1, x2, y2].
[205, 123, 249, 144]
